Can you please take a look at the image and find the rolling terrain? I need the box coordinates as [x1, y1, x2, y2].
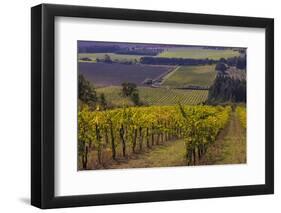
[79, 62, 174, 87]
[77, 41, 247, 170]
[96, 86, 208, 106]
[162, 65, 216, 88]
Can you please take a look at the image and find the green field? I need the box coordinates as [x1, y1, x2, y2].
[96, 86, 208, 106]
[78, 53, 144, 63]
[79, 48, 240, 63]
[158, 48, 240, 60]
[162, 65, 216, 88]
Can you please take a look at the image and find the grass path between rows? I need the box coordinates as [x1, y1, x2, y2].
[199, 111, 246, 165]
[105, 110, 246, 169]
[107, 139, 186, 169]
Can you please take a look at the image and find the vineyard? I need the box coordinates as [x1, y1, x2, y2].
[96, 86, 208, 107]
[139, 87, 208, 105]
[236, 106, 246, 128]
[77, 41, 247, 170]
[78, 104, 231, 169]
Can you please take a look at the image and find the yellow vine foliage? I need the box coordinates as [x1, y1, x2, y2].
[78, 105, 231, 167]
[236, 106, 246, 129]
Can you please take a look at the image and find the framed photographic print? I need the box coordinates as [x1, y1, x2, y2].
[31, 3, 274, 209]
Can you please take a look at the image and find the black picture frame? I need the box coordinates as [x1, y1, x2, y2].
[31, 3, 274, 209]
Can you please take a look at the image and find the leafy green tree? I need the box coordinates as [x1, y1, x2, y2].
[131, 91, 141, 106]
[236, 57, 246, 69]
[121, 82, 137, 97]
[99, 93, 107, 110]
[219, 57, 226, 63]
[78, 74, 98, 106]
[215, 62, 227, 73]
[104, 54, 112, 63]
[208, 75, 246, 103]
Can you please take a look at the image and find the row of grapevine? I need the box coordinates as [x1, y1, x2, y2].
[96, 86, 208, 107]
[140, 88, 208, 105]
[236, 106, 246, 128]
[78, 104, 231, 169]
[178, 104, 231, 165]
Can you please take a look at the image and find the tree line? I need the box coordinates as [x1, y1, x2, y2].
[93, 54, 246, 70]
[140, 57, 217, 66]
[140, 55, 246, 69]
[80, 52, 246, 71]
[208, 74, 246, 103]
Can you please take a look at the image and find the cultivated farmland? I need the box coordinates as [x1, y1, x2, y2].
[163, 65, 216, 88]
[158, 47, 240, 60]
[79, 62, 174, 86]
[78, 41, 247, 170]
[139, 87, 208, 105]
[78, 53, 144, 63]
[96, 86, 208, 106]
